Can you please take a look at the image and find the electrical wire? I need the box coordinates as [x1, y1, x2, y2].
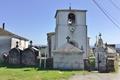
[92, 0, 120, 30]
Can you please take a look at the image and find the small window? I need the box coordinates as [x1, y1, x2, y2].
[68, 13, 75, 25]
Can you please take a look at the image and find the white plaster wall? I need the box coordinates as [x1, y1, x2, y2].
[11, 38, 28, 50]
[20, 40, 28, 49]
[53, 53, 84, 69]
[55, 10, 87, 58]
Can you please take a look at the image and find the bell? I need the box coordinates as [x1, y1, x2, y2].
[68, 19, 72, 25]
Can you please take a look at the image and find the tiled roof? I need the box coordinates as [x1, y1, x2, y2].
[0, 27, 28, 41]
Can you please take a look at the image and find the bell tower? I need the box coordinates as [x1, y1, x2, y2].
[54, 8, 88, 58]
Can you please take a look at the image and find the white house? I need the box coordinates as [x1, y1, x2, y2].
[0, 24, 29, 61]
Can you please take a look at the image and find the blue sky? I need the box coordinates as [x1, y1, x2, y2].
[0, 0, 120, 45]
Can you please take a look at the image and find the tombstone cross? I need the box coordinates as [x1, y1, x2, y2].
[16, 41, 19, 48]
[99, 33, 102, 38]
[30, 41, 33, 47]
[66, 36, 70, 42]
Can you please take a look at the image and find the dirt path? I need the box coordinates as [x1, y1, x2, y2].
[69, 71, 118, 80]
[68, 60, 120, 80]
[69, 61, 120, 80]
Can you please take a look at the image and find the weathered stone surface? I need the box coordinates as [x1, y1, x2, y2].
[22, 47, 39, 66]
[53, 43, 84, 69]
[8, 48, 22, 65]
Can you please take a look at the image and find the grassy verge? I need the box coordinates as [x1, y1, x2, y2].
[0, 67, 89, 80]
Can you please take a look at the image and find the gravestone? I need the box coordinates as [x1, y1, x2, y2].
[8, 41, 22, 65]
[22, 41, 39, 66]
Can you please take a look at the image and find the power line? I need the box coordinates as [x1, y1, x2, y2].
[109, 0, 120, 11]
[100, 0, 120, 26]
[92, 0, 120, 30]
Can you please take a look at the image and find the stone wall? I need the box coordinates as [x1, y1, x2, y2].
[53, 53, 84, 69]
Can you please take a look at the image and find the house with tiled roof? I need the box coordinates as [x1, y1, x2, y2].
[0, 23, 29, 61]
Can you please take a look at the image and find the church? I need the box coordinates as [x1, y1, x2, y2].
[47, 7, 90, 69]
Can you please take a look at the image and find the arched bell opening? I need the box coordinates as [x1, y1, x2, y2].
[68, 13, 76, 25]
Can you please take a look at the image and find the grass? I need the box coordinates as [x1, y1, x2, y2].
[0, 67, 89, 80]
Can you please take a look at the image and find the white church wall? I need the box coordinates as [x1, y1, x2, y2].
[51, 34, 55, 57]
[55, 10, 88, 59]
[53, 53, 84, 69]
[56, 25, 68, 48]
[55, 27, 58, 49]
[56, 11, 68, 25]
[73, 25, 87, 58]
[75, 11, 86, 25]
[56, 11, 87, 25]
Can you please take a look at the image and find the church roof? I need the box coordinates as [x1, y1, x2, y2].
[52, 43, 82, 53]
[0, 27, 29, 41]
[55, 9, 87, 18]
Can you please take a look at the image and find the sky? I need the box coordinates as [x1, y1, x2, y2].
[0, 0, 120, 45]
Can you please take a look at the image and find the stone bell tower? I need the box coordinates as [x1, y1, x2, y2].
[54, 8, 88, 58]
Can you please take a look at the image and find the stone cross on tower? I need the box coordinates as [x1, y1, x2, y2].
[66, 36, 70, 43]
[98, 33, 103, 47]
[99, 33, 102, 38]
